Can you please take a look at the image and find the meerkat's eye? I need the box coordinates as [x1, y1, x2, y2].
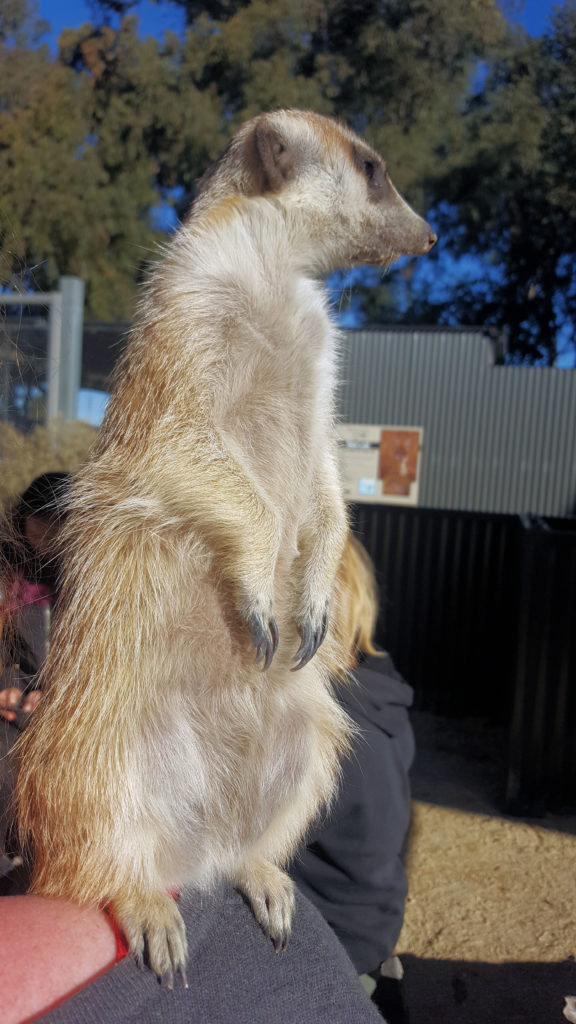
[352, 147, 387, 197]
[364, 160, 376, 181]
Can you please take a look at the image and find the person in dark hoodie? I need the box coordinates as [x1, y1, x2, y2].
[0, 473, 69, 880]
[0, 471, 70, 722]
[291, 534, 414, 1023]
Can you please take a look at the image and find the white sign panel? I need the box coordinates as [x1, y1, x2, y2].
[337, 424, 423, 505]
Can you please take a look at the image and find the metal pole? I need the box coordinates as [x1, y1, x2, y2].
[46, 292, 62, 421]
[58, 276, 85, 420]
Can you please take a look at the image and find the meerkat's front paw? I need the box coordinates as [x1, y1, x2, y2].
[235, 859, 295, 952]
[292, 598, 330, 670]
[111, 888, 188, 988]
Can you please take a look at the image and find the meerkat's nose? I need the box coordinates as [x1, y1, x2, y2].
[427, 232, 438, 251]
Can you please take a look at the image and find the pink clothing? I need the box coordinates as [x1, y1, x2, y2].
[5, 576, 53, 615]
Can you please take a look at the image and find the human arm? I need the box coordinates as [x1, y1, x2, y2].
[0, 896, 117, 1024]
[0, 888, 383, 1024]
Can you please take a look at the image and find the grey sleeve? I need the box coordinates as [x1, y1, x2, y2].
[38, 888, 383, 1024]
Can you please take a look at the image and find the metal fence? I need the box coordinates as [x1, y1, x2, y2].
[351, 503, 576, 813]
[3, 318, 575, 515]
[0, 317, 49, 430]
[0, 278, 85, 427]
[350, 503, 520, 718]
[506, 516, 576, 814]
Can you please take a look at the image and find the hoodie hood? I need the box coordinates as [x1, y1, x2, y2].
[338, 650, 414, 738]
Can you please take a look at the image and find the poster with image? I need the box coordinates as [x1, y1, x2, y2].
[337, 424, 423, 505]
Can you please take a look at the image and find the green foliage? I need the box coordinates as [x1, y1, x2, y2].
[0, 12, 222, 318]
[171, 0, 508, 204]
[0, 0, 48, 44]
[1, 0, 574, 362]
[410, 4, 576, 363]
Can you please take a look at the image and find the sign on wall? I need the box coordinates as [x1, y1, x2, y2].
[337, 424, 423, 505]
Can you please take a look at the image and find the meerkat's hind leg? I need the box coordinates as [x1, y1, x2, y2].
[235, 859, 296, 953]
[110, 887, 188, 988]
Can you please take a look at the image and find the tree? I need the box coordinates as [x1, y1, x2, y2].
[0, 18, 154, 317]
[399, 5, 576, 364]
[89, 0, 510, 320]
[4, 0, 574, 364]
[92, 0, 507, 199]
[0, 7, 223, 317]
[0, 0, 47, 44]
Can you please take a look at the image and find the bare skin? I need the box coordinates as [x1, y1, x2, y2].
[0, 896, 116, 1023]
[0, 687, 41, 723]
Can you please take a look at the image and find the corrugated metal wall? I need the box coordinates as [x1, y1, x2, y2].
[350, 503, 520, 720]
[506, 516, 576, 813]
[339, 328, 576, 516]
[351, 504, 576, 813]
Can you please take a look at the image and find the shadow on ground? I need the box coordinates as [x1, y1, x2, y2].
[399, 954, 576, 1024]
[410, 711, 576, 836]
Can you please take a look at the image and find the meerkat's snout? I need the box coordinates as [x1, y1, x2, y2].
[382, 186, 438, 261]
[410, 224, 437, 257]
[398, 220, 437, 258]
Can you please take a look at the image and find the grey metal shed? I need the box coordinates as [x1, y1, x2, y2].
[339, 327, 576, 516]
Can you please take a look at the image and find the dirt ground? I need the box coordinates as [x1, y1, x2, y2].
[395, 712, 576, 1023]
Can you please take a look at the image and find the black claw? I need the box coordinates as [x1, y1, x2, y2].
[292, 608, 330, 671]
[292, 621, 314, 671]
[260, 617, 279, 671]
[177, 966, 189, 989]
[161, 969, 174, 990]
[269, 617, 279, 656]
[249, 613, 279, 670]
[318, 608, 329, 647]
[250, 615, 265, 650]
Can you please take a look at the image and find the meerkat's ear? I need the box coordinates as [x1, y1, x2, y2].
[249, 120, 300, 194]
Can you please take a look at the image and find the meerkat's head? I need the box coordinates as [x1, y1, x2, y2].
[193, 109, 436, 273]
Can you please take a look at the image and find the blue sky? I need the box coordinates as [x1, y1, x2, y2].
[503, 0, 566, 36]
[37, 0, 185, 47]
[37, 0, 563, 48]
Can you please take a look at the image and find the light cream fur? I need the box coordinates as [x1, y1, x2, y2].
[16, 110, 435, 982]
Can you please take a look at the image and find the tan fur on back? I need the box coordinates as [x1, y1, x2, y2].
[16, 109, 435, 978]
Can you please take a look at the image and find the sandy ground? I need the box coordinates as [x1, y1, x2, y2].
[394, 712, 576, 1024]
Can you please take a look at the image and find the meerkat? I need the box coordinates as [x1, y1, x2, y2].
[16, 109, 436, 984]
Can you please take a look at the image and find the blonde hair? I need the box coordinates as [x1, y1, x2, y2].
[335, 533, 383, 672]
